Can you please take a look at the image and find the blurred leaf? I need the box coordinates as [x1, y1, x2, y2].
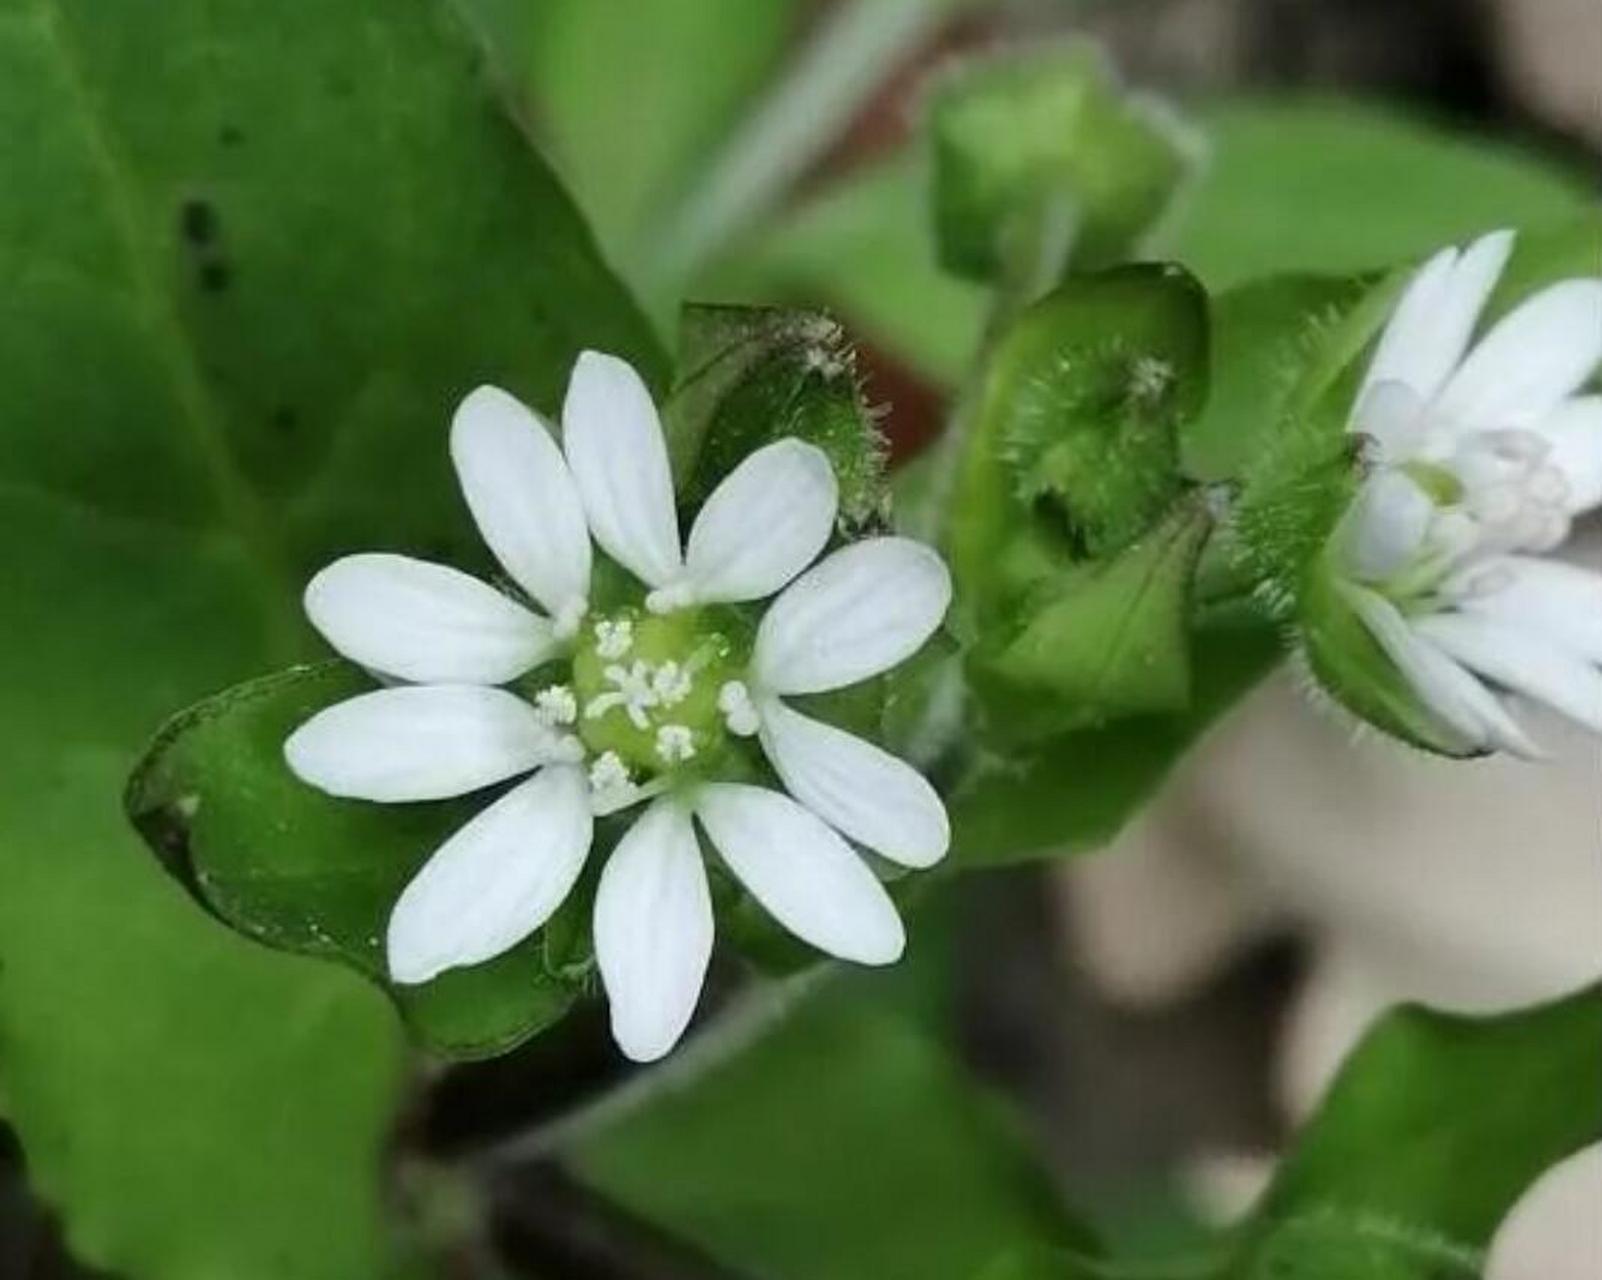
[1176, 98, 1591, 290]
[1228, 988, 1602, 1275]
[712, 154, 989, 386]
[571, 971, 1092, 1280]
[456, 0, 800, 284]
[126, 664, 583, 1059]
[930, 43, 1196, 283]
[666, 303, 889, 527]
[0, 0, 662, 1276]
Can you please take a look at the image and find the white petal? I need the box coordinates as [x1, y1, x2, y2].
[695, 783, 904, 965]
[285, 685, 572, 801]
[1486, 1143, 1602, 1280]
[1450, 556, 1602, 664]
[562, 351, 682, 588]
[1351, 380, 1427, 463]
[387, 765, 593, 984]
[451, 386, 592, 618]
[1345, 586, 1538, 758]
[305, 553, 553, 685]
[682, 440, 838, 604]
[753, 538, 951, 695]
[593, 800, 712, 1062]
[1530, 397, 1602, 514]
[1416, 612, 1602, 736]
[1337, 471, 1434, 582]
[1361, 231, 1513, 407]
[758, 698, 948, 869]
[1436, 279, 1602, 431]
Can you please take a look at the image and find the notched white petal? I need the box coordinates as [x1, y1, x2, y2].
[758, 699, 948, 868]
[387, 765, 593, 984]
[1437, 278, 1602, 430]
[753, 537, 952, 695]
[1417, 612, 1602, 736]
[1344, 586, 1538, 758]
[1361, 231, 1513, 409]
[305, 553, 554, 685]
[562, 351, 682, 589]
[451, 386, 592, 617]
[684, 439, 839, 604]
[1531, 396, 1602, 514]
[1451, 555, 1602, 664]
[594, 800, 712, 1062]
[284, 684, 573, 802]
[695, 783, 904, 965]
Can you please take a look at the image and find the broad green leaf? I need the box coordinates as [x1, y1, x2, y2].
[950, 263, 1209, 618]
[709, 153, 988, 386]
[1228, 988, 1602, 1275]
[930, 43, 1196, 283]
[570, 968, 1092, 1280]
[1176, 98, 1591, 291]
[0, 1, 663, 1275]
[126, 664, 583, 1059]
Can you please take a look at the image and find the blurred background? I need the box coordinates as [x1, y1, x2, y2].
[2, 0, 1596, 1276]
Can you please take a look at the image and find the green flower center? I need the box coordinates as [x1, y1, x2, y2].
[569, 607, 744, 781]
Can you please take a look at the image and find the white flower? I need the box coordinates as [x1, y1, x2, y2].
[284, 351, 951, 1062]
[1335, 230, 1602, 756]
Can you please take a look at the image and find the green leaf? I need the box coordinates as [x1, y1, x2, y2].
[1228, 988, 1602, 1275]
[570, 970, 1092, 1280]
[126, 664, 583, 1059]
[980, 500, 1211, 733]
[666, 303, 889, 528]
[930, 43, 1196, 284]
[950, 263, 1209, 617]
[0, 0, 663, 1275]
[1176, 98, 1591, 291]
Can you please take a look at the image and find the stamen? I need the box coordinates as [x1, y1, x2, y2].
[533, 684, 578, 727]
[585, 660, 659, 729]
[552, 596, 588, 641]
[645, 581, 697, 615]
[594, 618, 634, 660]
[652, 660, 693, 707]
[654, 724, 696, 763]
[717, 681, 760, 737]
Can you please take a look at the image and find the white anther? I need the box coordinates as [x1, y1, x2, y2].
[652, 660, 693, 707]
[532, 684, 578, 727]
[717, 681, 761, 737]
[645, 581, 697, 615]
[594, 618, 634, 660]
[552, 596, 588, 641]
[654, 724, 697, 763]
[588, 751, 632, 795]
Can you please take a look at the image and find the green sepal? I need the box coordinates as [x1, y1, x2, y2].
[125, 663, 585, 1059]
[973, 499, 1212, 741]
[950, 262, 1209, 617]
[929, 43, 1197, 283]
[664, 303, 888, 530]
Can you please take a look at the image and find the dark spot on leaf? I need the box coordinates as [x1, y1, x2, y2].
[180, 197, 218, 247]
[219, 124, 244, 147]
[271, 406, 299, 434]
[199, 260, 231, 293]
